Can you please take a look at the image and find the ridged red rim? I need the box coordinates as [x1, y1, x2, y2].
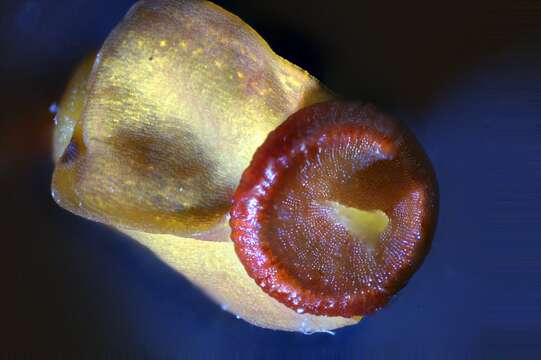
[230, 101, 438, 317]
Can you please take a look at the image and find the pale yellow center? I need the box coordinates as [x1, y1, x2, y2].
[328, 201, 389, 248]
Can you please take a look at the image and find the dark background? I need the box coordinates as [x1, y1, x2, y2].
[1, 0, 540, 358]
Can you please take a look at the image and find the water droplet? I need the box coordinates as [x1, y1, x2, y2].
[51, 190, 60, 203]
[299, 319, 314, 335]
[49, 102, 58, 114]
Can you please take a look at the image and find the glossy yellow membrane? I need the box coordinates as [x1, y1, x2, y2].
[52, 0, 358, 331]
[52, 0, 332, 236]
[124, 229, 359, 332]
[52, 53, 95, 162]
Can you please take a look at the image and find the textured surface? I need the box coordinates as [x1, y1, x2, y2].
[231, 101, 438, 317]
[124, 229, 358, 332]
[50, 0, 356, 332]
[51, 0, 332, 237]
[5, 0, 540, 355]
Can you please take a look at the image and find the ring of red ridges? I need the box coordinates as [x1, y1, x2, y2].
[230, 101, 438, 317]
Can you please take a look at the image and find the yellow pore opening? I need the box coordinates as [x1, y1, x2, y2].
[327, 201, 390, 248]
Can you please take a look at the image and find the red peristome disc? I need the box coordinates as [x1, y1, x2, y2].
[230, 101, 438, 317]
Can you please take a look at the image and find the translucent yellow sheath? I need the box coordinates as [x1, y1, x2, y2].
[52, 0, 359, 332]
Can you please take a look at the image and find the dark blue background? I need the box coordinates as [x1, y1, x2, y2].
[1, 0, 539, 358]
